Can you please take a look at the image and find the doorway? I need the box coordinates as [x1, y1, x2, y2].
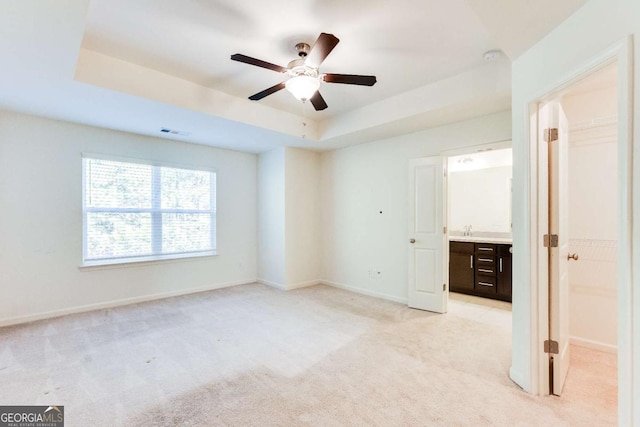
[446, 146, 513, 303]
[534, 60, 621, 404]
[407, 142, 512, 315]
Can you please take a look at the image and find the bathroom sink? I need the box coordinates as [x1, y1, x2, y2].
[448, 234, 512, 244]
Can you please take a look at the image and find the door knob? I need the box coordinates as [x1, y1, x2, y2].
[567, 253, 579, 261]
[409, 238, 416, 244]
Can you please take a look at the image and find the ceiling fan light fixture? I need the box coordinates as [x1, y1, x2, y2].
[285, 75, 320, 101]
[231, 33, 376, 110]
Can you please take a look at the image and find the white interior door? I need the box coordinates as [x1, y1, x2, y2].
[546, 100, 571, 396]
[408, 156, 447, 313]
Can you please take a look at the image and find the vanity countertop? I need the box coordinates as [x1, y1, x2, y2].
[449, 235, 512, 244]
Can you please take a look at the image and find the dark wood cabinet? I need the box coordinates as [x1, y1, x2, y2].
[449, 241, 512, 302]
[497, 244, 512, 300]
[449, 242, 474, 291]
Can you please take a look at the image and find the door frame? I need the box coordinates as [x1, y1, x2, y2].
[441, 140, 513, 158]
[440, 139, 513, 280]
[526, 36, 633, 412]
[441, 140, 513, 301]
[414, 140, 512, 311]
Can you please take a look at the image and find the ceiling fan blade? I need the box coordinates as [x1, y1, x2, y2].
[248, 82, 286, 100]
[305, 33, 340, 68]
[309, 91, 328, 111]
[323, 74, 377, 86]
[231, 53, 287, 73]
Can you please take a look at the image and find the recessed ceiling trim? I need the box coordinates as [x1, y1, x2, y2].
[318, 59, 512, 141]
[75, 48, 321, 141]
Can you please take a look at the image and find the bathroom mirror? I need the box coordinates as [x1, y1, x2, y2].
[448, 147, 512, 236]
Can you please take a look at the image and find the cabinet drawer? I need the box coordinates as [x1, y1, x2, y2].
[476, 265, 497, 276]
[476, 256, 496, 266]
[475, 276, 497, 293]
[475, 243, 497, 254]
[450, 241, 474, 254]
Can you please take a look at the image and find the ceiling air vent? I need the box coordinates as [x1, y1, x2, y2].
[160, 128, 191, 136]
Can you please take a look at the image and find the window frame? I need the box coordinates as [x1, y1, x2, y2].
[81, 153, 217, 267]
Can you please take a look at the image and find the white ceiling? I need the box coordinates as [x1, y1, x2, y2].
[0, 0, 589, 153]
[465, 0, 590, 59]
[82, 0, 500, 120]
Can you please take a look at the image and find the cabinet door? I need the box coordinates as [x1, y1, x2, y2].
[497, 245, 512, 300]
[449, 252, 474, 291]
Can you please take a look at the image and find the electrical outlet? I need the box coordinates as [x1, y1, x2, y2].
[368, 270, 382, 279]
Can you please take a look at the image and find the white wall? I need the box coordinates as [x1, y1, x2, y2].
[449, 166, 512, 233]
[562, 87, 618, 352]
[285, 148, 321, 286]
[510, 0, 640, 419]
[320, 111, 511, 302]
[257, 147, 321, 289]
[0, 111, 258, 325]
[257, 147, 286, 286]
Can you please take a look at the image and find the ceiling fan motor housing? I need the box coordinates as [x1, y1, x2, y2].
[286, 58, 319, 78]
[295, 42, 310, 57]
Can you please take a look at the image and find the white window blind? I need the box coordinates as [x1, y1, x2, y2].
[82, 155, 216, 266]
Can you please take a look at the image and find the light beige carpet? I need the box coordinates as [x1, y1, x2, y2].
[0, 284, 616, 426]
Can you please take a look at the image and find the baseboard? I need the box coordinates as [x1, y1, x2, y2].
[257, 278, 320, 291]
[321, 280, 408, 304]
[570, 336, 617, 354]
[0, 279, 256, 327]
[257, 278, 287, 290]
[509, 367, 528, 392]
[287, 279, 322, 290]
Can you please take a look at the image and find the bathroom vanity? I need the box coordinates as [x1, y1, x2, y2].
[447, 148, 513, 302]
[449, 236, 512, 302]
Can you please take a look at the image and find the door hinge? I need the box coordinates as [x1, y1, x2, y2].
[544, 234, 559, 247]
[544, 340, 559, 354]
[443, 283, 446, 292]
[443, 226, 447, 234]
[544, 128, 559, 142]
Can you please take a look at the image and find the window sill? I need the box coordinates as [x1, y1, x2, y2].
[79, 251, 217, 271]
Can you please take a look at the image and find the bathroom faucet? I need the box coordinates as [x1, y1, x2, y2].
[464, 225, 473, 236]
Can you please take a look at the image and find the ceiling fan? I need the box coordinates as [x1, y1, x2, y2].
[230, 33, 377, 111]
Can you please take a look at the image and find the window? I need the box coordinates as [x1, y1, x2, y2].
[82, 155, 216, 266]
